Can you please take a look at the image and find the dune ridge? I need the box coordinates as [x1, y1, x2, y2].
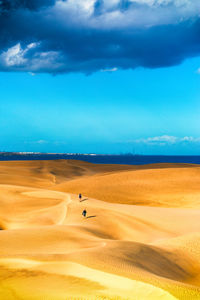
[0, 160, 200, 299]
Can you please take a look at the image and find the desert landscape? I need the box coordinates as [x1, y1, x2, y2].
[0, 159, 200, 300]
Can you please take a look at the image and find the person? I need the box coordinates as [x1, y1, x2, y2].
[79, 193, 82, 201]
[82, 209, 87, 218]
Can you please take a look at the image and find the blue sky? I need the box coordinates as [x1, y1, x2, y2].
[1, 56, 200, 154]
[1, 0, 200, 154]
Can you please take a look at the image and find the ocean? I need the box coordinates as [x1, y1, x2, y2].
[1, 153, 200, 165]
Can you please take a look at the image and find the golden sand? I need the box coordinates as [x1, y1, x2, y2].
[0, 159, 200, 299]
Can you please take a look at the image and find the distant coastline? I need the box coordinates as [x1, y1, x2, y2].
[0, 152, 200, 165]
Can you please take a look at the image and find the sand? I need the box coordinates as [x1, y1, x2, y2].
[0, 160, 200, 299]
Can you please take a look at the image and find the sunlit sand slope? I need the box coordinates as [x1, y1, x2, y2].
[0, 160, 200, 299]
[56, 163, 200, 208]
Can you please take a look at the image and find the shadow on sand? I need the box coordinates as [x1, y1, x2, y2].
[86, 215, 96, 219]
[80, 198, 88, 202]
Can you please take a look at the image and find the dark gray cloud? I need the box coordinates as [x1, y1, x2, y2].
[0, 0, 200, 74]
[0, 0, 55, 11]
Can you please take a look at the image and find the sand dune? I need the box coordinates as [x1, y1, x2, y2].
[0, 160, 200, 299]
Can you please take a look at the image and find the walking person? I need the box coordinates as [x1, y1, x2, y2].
[79, 193, 82, 201]
[82, 209, 87, 218]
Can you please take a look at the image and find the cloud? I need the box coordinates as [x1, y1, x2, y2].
[0, 0, 200, 73]
[1, 0, 56, 11]
[25, 139, 68, 145]
[24, 139, 49, 145]
[35, 140, 49, 144]
[134, 135, 200, 145]
[0, 42, 63, 72]
[101, 67, 118, 72]
[0, 42, 38, 67]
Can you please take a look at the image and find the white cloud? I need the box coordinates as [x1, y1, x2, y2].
[36, 140, 48, 144]
[0, 43, 26, 67]
[0, 42, 38, 67]
[134, 135, 200, 145]
[55, 0, 96, 19]
[101, 67, 118, 72]
[0, 42, 62, 72]
[54, 0, 200, 29]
